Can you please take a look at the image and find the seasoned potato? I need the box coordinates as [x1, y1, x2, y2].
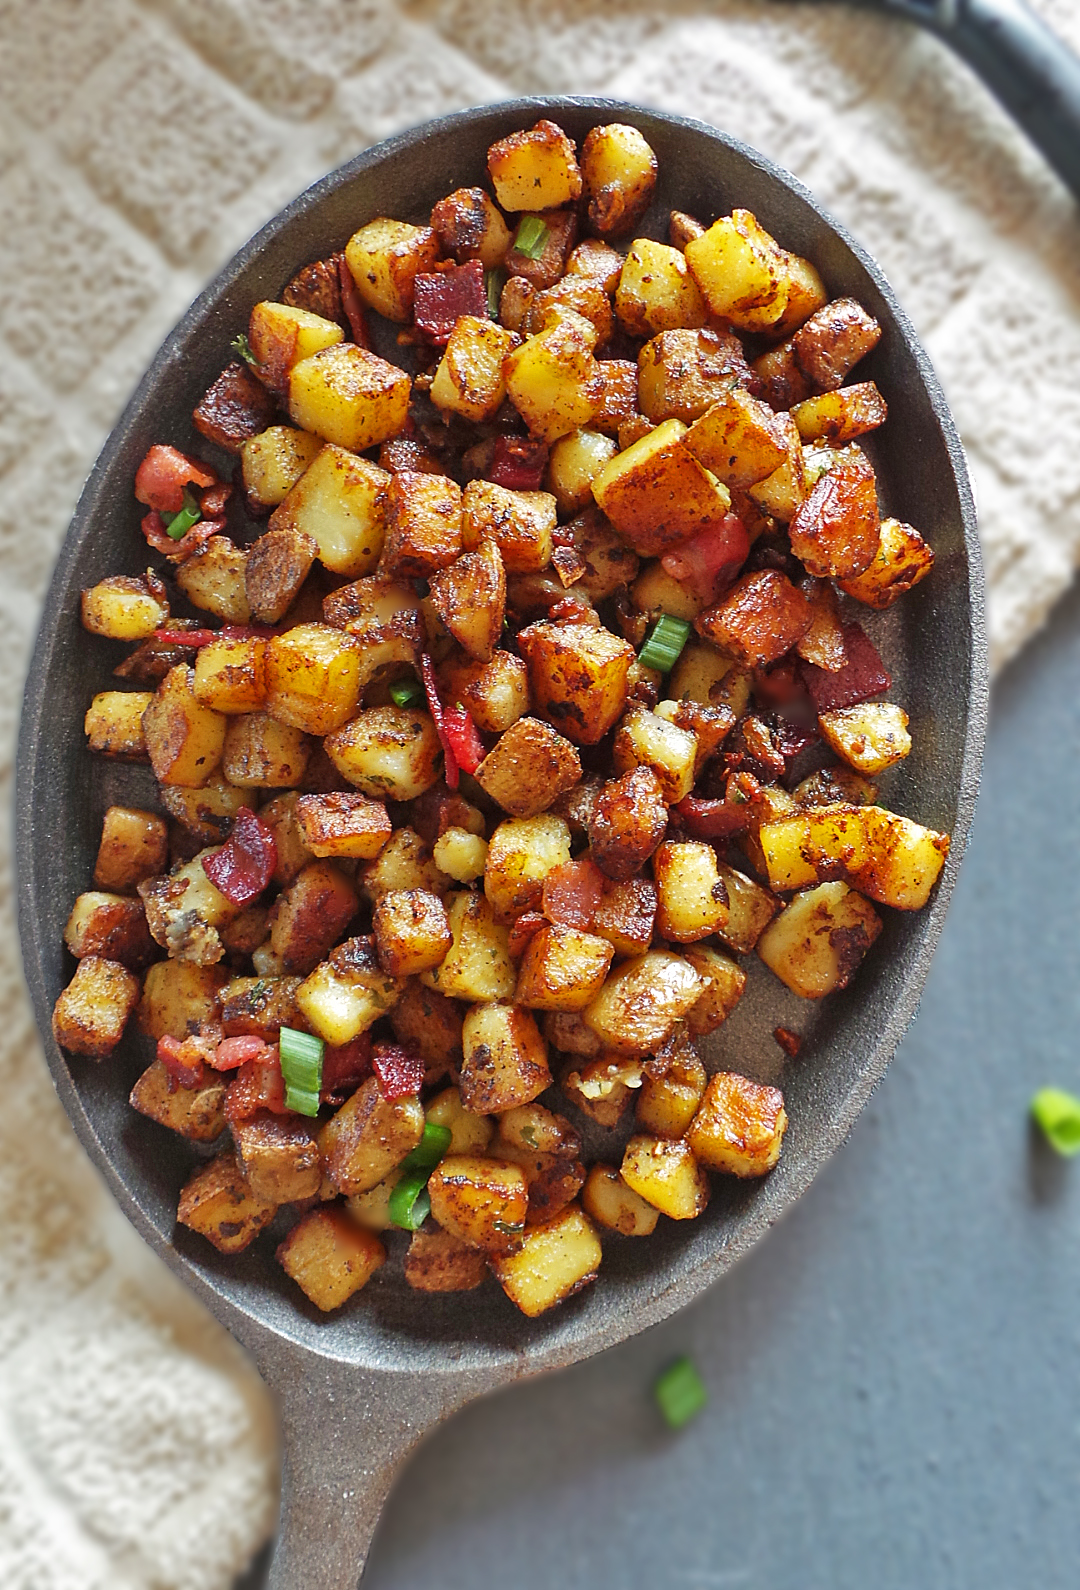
[264, 624, 362, 736]
[515, 924, 614, 1012]
[547, 429, 618, 516]
[81, 572, 167, 641]
[177, 1153, 277, 1254]
[669, 643, 734, 708]
[244, 525, 318, 625]
[359, 825, 446, 902]
[620, 1135, 709, 1220]
[857, 807, 950, 911]
[428, 539, 506, 664]
[559, 507, 639, 604]
[268, 861, 359, 977]
[652, 842, 730, 943]
[139, 846, 240, 964]
[788, 445, 879, 579]
[94, 806, 168, 892]
[430, 315, 517, 423]
[51, 955, 141, 1057]
[474, 715, 582, 818]
[248, 300, 342, 391]
[194, 358, 278, 453]
[517, 621, 634, 745]
[746, 413, 809, 523]
[431, 185, 512, 267]
[269, 445, 388, 578]
[428, 1154, 528, 1253]
[288, 344, 411, 452]
[759, 803, 873, 892]
[591, 876, 657, 958]
[652, 698, 734, 775]
[768, 251, 829, 339]
[696, 570, 812, 670]
[582, 1163, 659, 1235]
[713, 863, 780, 954]
[85, 690, 153, 760]
[484, 813, 571, 920]
[487, 119, 582, 211]
[422, 891, 515, 1002]
[130, 1059, 226, 1141]
[136, 959, 227, 1039]
[587, 766, 668, 882]
[64, 891, 154, 969]
[793, 297, 882, 391]
[612, 704, 697, 804]
[567, 238, 625, 293]
[241, 425, 323, 507]
[426, 1085, 495, 1155]
[325, 705, 442, 802]
[526, 276, 614, 344]
[689, 1072, 788, 1178]
[685, 209, 789, 331]
[460, 1002, 552, 1113]
[278, 1207, 386, 1311]
[840, 516, 935, 609]
[175, 536, 252, 623]
[792, 382, 887, 444]
[758, 880, 882, 998]
[584, 950, 705, 1055]
[193, 637, 267, 716]
[440, 649, 529, 734]
[158, 775, 248, 848]
[794, 766, 879, 809]
[220, 974, 305, 1039]
[591, 419, 732, 558]
[819, 703, 911, 776]
[462, 480, 556, 574]
[616, 239, 706, 337]
[222, 712, 311, 788]
[382, 471, 462, 579]
[490, 1202, 601, 1315]
[296, 934, 400, 1043]
[432, 827, 488, 884]
[591, 357, 640, 436]
[683, 387, 791, 490]
[681, 943, 747, 1036]
[294, 792, 392, 860]
[504, 315, 603, 444]
[346, 1174, 397, 1232]
[636, 327, 749, 427]
[561, 1054, 643, 1127]
[404, 1227, 489, 1292]
[390, 980, 465, 1076]
[372, 889, 451, 977]
[581, 123, 657, 235]
[636, 1048, 707, 1139]
[142, 665, 226, 788]
[234, 1111, 322, 1203]
[345, 217, 441, 321]
[320, 1074, 425, 1196]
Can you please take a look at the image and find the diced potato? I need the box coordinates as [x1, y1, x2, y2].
[620, 1135, 709, 1220]
[839, 517, 935, 609]
[359, 825, 447, 901]
[587, 766, 668, 882]
[759, 803, 873, 892]
[757, 880, 883, 998]
[241, 425, 323, 507]
[681, 943, 747, 1036]
[222, 712, 311, 788]
[683, 387, 791, 490]
[652, 841, 730, 943]
[345, 1174, 397, 1232]
[591, 419, 732, 558]
[345, 217, 441, 321]
[688, 1072, 788, 1178]
[193, 637, 268, 716]
[788, 445, 879, 579]
[404, 1227, 489, 1292]
[499, 273, 535, 331]
[591, 876, 656, 958]
[713, 863, 780, 954]
[142, 665, 226, 788]
[64, 891, 154, 969]
[857, 806, 950, 911]
[669, 643, 734, 708]
[220, 905, 271, 959]
[440, 649, 529, 735]
[685, 209, 789, 331]
[794, 766, 879, 808]
[372, 889, 451, 977]
[460, 1002, 552, 1112]
[175, 536, 252, 623]
[591, 358, 640, 437]
[262, 624, 362, 736]
[177, 1153, 277, 1254]
[547, 429, 617, 516]
[636, 328, 747, 426]
[461, 482, 555, 576]
[428, 540, 506, 664]
[293, 792, 390, 860]
[652, 698, 733, 775]
[194, 359, 278, 453]
[382, 471, 462, 579]
[560, 1054, 643, 1127]
[746, 413, 809, 523]
[543, 1009, 602, 1058]
[584, 950, 704, 1055]
[431, 827, 487, 884]
[612, 704, 697, 804]
[421, 891, 515, 1002]
[515, 924, 614, 1012]
[270, 445, 388, 578]
[139, 847, 240, 964]
[567, 238, 625, 292]
[426, 1085, 495, 1155]
[526, 276, 614, 344]
[93, 806, 168, 892]
[431, 186, 512, 268]
[319, 1074, 425, 1195]
[248, 300, 342, 390]
[582, 1163, 659, 1235]
[234, 1111, 322, 1202]
[277, 1207, 385, 1312]
[51, 955, 141, 1057]
[819, 703, 911, 776]
[220, 974, 305, 1039]
[390, 979, 465, 1076]
[517, 621, 634, 745]
[296, 935, 400, 1043]
[129, 1059, 226, 1141]
[484, 813, 571, 920]
[792, 382, 887, 444]
[616, 239, 706, 337]
[793, 297, 882, 391]
[490, 1202, 601, 1315]
[504, 316, 602, 444]
[288, 344, 411, 452]
[136, 959, 227, 1040]
[487, 119, 582, 211]
[580, 123, 657, 235]
[696, 570, 812, 670]
[81, 572, 167, 641]
[430, 315, 517, 423]
[85, 690, 153, 759]
[475, 715, 582, 817]
[324, 705, 442, 802]
[159, 775, 248, 849]
[629, 561, 704, 626]
[636, 1048, 707, 1139]
[429, 1154, 529, 1254]
[269, 862, 360, 976]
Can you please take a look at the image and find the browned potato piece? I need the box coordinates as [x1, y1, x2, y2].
[360, 826, 447, 902]
[696, 571, 813, 669]
[223, 713, 311, 788]
[177, 1153, 277, 1254]
[681, 944, 747, 1036]
[793, 298, 882, 391]
[839, 517, 935, 609]
[428, 539, 506, 664]
[669, 210, 705, 248]
[490, 1203, 602, 1315]
[268, 860, 359, 976]
[792, 382, 887, 444]
[381, 471, 462, 579]
[499, 273, 535, 332]
[505, 208, 579, 289]
[591, 358, 640, 435]
[430, 315, 517, 424]
[583, 950, 705, 1056]
[193, 637, 268, 716]
[489, 1135, 586, 1227]
[404, 1227, 489, 1292]
[157, 774, 247, 847]
[653, 842, 730, 943]
[295, 792, 391, 860]
[234, 1110, 322, 1202]
[63, 891, 155, 969]
[248, 300, 343, 392]
[264, 624, 362, 735]
[277, 1207, 386, 1311]
[130, 1059, 227, 1141]
[636, 1048, 707, 1139]
[372, 889, 451, 977]
[566, 237, 623, 292]
[431, 186, 512, 267]
[475, 716, 582, 818]
[422, 891, 515, 1003]
[504, 315, 603, 443]
[320, 1075, 425, 1196]
[752, 338, 812, 411]
[136, 959, 227, 1040]
[175, 536, 252, 624]
[140, 666, 226, 788]
[616, 240, 707, 337]
[546, 429, 618, 517]
[460, 1002, 552, 1113]
[461, 480, 556, 573]
[295, 931, 401, 1043]
[52, 956, 141, 1057]
[81, 572, 168, 641]
[345, 217, 441, 321]
[758, 880, 882, 998]
[487, 119, 582, 211]
[587, 766, 668, 882]
[688, 1072, 788, 1178]
[713, 864, 781, 955]
[543, 1010, 603, 1059]
[620, 1136, 709, 1220]
[440, 650, 529, 734]
[653, 698, 734, 775]
[581, 123, 657, 236]
[241, 425, 323, 507]
[515, 924, 615, 1012]
[289, 344, 412, 453]
[794, 767, 879, 809]
[194, 360, 279, 455]
[683, 387, 791, 490]
[636, 329, 749, 425]
[857, 807, 950, 912]
[561, 1054, 643, 1127]
[220, 905, 271, 958]
[526, 278, 614, 345]
[768, 252, 829, 339]
[582, 1163, 659, 1236]
[324, 706, 442, 802]
[484, 813, 571, 920]
[221, 975, 305, 1038]
[244, 525, 318, 625]
[429, 1154, 529, 1252]
[788, 446, 879, 579]
[592, 876, 657, 957]
[591, 419, 732, 558]
[426, 1085, 494, 1153]
[612, 704, 697, 804]
[391, 981, 465, 1078]
[94, 806, 168, 892]
[819, 704, 912, 776]
[685, 210, 790, 332]
[269, 444, 388, 579]
[559, 507, 639, 604]
[517, 621, 633, 745]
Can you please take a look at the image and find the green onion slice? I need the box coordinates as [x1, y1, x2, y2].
[485, 268, 506, 318]
[162, 487, 202, 541]
[389, 675, 425, 709]
[279, 1025, 324, 1117]
[400, 1122, 452, 1173]
[513, 216, 549, 260]
[388, 1169, 432, 1231]
[654, 1356, 708, 1429]
[1031, 1088, 1080, 1156]
[638, 614, 692, 674]
[231, 332, 258, 367]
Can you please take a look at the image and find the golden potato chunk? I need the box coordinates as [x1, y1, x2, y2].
[193, 637, 267, 716]
[584, 950, 705, 1056]
[220, 974, 305, 1039]
[345, 217, 441, 321]
[857, 806, 950, 911]
[234, 1111, 322, 1203]
[372, 889, 451, 977]
[581, 123, 657, 236]
[487, 119, 583, 211]
[515, 924, 615, 1012]
[277, 1207, 386, 1312]
[440, 649, 529, 734]
[422, 891, 515, 1003]
[93, 806, 168, 892]
[793, 297, 882, 391]
[484, 813, 571, 920]
[264, 624, 362, 735]
[758, 880, 882, 998]
[592, 876, 657, 957]
[560, 1054, 643, 1127]
[612, 705, 697, 804]
[759, 803, 873, 892]
[788, 445, 880, 579]
[175, 535, 252, 623]
[248, 300, 342, 391]
[129, 1059, 226, 1141]
[85, 691, 153, 760]
[461, 480, 556, 573]
[636, 1047, 707, 1139]
[136, 959, 227, 1040]
[696, 570, 812, 670]
[81, 573, 168, 641]
[296, 934, 401, 1044]
[430, 186, 512, 267]
[636, 328, 749, 427]
[582, 1164, 660, 1235]
[792, 382, 887, 444]
[269, 861, 360, 977]
[426, 1085, 495, 1155]
[713, 863, 780, 954]
[241, 425, 322, 507]
[360, 825, 446, 902]
[177, 1153, 278, 1254]
[269, 444, 388, 578]
[475, 715, 582, 818]
[620, 1136, 709, 1220]
[819, 703, 912, 776]
[430, 315, 517, 423]
[404, 1227, 489, 1292]
[685, 209, 789, 331]
[382, 471, 462, 579]
[324, 705, 442, 802]
[244, 525, 318, 625]
[616, 239, 706, 337]
[432, 827, 488, 884]
[288, 344, 411, 452]
[839, 517, 935, 609]
[319, 1074, 425, 1196]
[428, 539, 506, 664]
[688, 1072, 788, 1178]
[428, 1154, 529, 1251]
[681, 943, 747, 1036]
[460, 1002, 552, 1113]
[517, 621, 634, 745]
[52, 955, 141, 1057]
[222, 712, 311, 788]
[504, 315, 603, 444]
[547, 429, 618, 517]
[591, 418, 732, 558]
[683, 387, 791, 490]
[157, 773, 247, 847]
[64, 891, 154, 969]
[587, 766, 668, 882]
[653, 841, 730, 943]
[490, 1203, 602, 1316]
[293, 791, 390, 860]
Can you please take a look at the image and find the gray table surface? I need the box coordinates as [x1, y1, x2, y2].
[341, 580, 1080, 1590]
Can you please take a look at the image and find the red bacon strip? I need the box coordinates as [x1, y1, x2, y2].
[141, 512, 224, 562]
[421, 654, 460, 789]
[486, 436, 549, 492]
[156, 1036, 207, 1091]
[799, 623, 891, 713]
[224, 1049, 287, 1123]
[414, 260, 488, 345]
[661, 513, 749, 606]
[203, 807, 278, 906]
[542, 857, 605, 930]
[372, 1043, 424, 1100]
[442, 706, 485, 776]
[507, 911, 546, 960]
[134, 445, 216, 513]
[208, 1034, 269, 1072]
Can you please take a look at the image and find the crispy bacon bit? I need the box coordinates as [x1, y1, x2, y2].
[372, 1043, 424, 1100]
[224, 1048, 287, 1123]
[769, 714, 819, 764]
[774, 1026, 802, 1058]
[753, 658, 806, 710]
[486, 436, 548, 491]
[675, 772, 759, 839]
[200, 481, 232, 519]
[800, 623, 891, 713]
[414, 260, 488, 344]
[209, 1034, 270, 1072]
[321, 1035, 372, 1102]
[542, 857, 605, 930]
[421, 655, 460, 789]
[156, 1035, 208, 1091]
[442, 707, 485, 776]
[338, 254, 371, 349]
[141, 511, 225, 562]
[192, 362, 278, 454]
[134, 445, 217, 513]
[203, 808, 278, 906]
[551, 543, 587, 587]
[507, 911, 546, 960]
[548, 594, 597, 625]
[150, 623, 280, 649]
[661, 513, 749, 606]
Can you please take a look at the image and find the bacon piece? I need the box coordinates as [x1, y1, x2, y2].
[134, 445, 217, 513]
[141, 511, 225, 562]
[414, 260, 488, 345]
[507, 911, 546, 960]
[321, 1035, 372, 1102]
[192, 362, 278, 454]
[200, 481, 233, 519]
[421, 654, 459, 789]
[674, 774, 759, 840]
[774, 1026, 802, 1058]
[661, 513, 749, 606]
[442, 707, 485, 776]
[337, 253, 371, 349]
[372, 1043, 424, 1100]
[224, 1048, 287, 1123]
[542, 857, 605, 930]
[203, 808, 278, 907]
[209, 1034, 270, 1072]
[486, 436, 549, 492]
[156, 1035, 208, 1091]
[799, 623, 891, 713]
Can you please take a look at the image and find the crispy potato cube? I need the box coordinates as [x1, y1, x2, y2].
[636, 328, 749, 426]
[64, 891, 154, 969]
[431, 185, 512, 267]
[544, 1010, 603, 1058]
[324, 705, 442, 801]
[793, 298, 882, 391]
[157, 772, 249, 845]
[382, 471, 462, 579]
[592, 876, 656, 957]
[612, 705, 697, 804]
[220, 974, 304, 1039]
[234, 1110, 322, 1202]
[278, 1207, 385, 1311]
[288, 344, 411, 452]
[487, 119, 582, 211]
[696, 571, 812, 669]
[248, 300, 342, 391]
[429, 539, 506, 664]
[269, 861, 359, 976]
[430, 315, 517, 423]
[432, 827, 488, 884]
[359, 825, 446, 902]
[177, 1153, 277, 1254]
[220, 905, 271, 959]
[85, 690, 153, 759]
[745, 413, 808, 524]
[630, 560, 705, 625]
[94, 806, 168, 892]
[244, 525, 318, 626]
[591, 357, 640, 436]
[294, 792, 391, 860]
[499, 273, 535, 331]
[270, 444, 388, 578]
[683, 387, 791, 490]
[713, 864, 780, 954]
[792, 381, 887, 444]
[789, 445, 879, 579]
[193, 358, 278, 453]
[222, 712, 311, 788]
[345, 217, 441, 321]
[567, 237, 624, 292]
[637, 1048, 707, 1139]
[561, 508, 639, 604]
[505, 316, 603, 444]
[620, 1135, 709, 1220]
[490, 1203, 601, 1315]
[857, 807, 950, 911]
[758, 880, 882, 997]
[390, 979, 465, 1076]
[582, 1163, 659, 1235]
[653, 698, 734, 774]
[241, 425, 322, 507]
[652, 842, 730, 943]
[139, 847, 239, 964]
[498, 1102, 579, 1158]
[175, 535, 252, 623]
[526, 277, 614, 344]
[192, 637, 267, 716]
[428, 1154, 528, 1253]
[546, 429, 617, 516]
[460, 1002, 552, 1112]
[587, 766, 668, 882]
[769, 252, 829, 339]
[839, 516, 935, 609]
[296, 936, 400, 1044]
[426, 1085, 494, 1155]
[462, 481, 556, 574]
[263, 624, 361, 736]
[515, 924, 614, 1012]
[422, 891, 515, 1002]
[51, 955, 140, 1057]
[580, 123, 657, 235]
[484, 814, 571, 921]
[320, 1074, 425, 1195]
[819, 703, 911, 776]
[759, 803, 873, 892]
[517, 621, 634, 745]
[685, 209, 789, 331]
[669, 643, 735, 707]
[345, 1175, 396, 1232]
[81, 572, 167, 641]
[136, 959, 227, 1039]
[584, 950, 704, 1055]
[405, 1227, 489, 1292]
[130, 1059, 226, 1140]
[440, 649, 529, 734]
[795, 766, 880, 808]
[591, 418, 732, 558]
[142, 666, 226, 788]
[372, 889, 451, 977]
[681, 943, 747, 1035]
[560, 1054, 643, 1127]
[689, 1072, 788, 1178]
[475, 715, 582, 817]
[616, 239, 706, 337]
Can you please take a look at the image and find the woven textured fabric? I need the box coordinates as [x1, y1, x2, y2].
[1, 2, 1078, 1582]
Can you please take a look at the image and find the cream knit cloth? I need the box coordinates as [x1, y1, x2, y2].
[2, 1, 1078, 1582]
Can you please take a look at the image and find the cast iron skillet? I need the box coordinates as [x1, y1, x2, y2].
[15, 98, 987, 1588]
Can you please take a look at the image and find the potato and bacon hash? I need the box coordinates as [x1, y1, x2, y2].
[53, 119, 949, 1320]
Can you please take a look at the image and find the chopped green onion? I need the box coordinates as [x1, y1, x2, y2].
[390, 676, 425, 709]
[162, 487, 202, 541]
[1031, 1088, 1080, 1156]
[654, 1356, 707, 1429]
[400, 1121, 452, 1172]
[638, 614, 692, 674]
[232, 332, 258, 367]
[513, 216, 549, 260]
[388, 1169, 432, 1230]
[485, 267, 506, 318]
[279, 1025, 324, 1117]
